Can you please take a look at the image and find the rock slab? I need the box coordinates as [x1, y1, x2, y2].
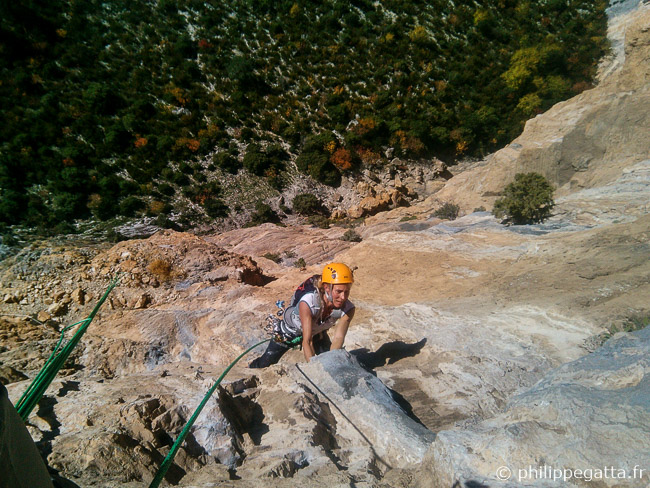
[418, 327, 650, 487]
[293, 350, 436, 469]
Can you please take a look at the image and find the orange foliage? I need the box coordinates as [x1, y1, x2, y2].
[198, 124, 219, 140]
[148, 259, 172, 280]
[434, 80, 447, 93]
[330, 148, 352, 171]
[572, 81, 592, 93]
[62, 157, 75, 167]
[198, 39, 213, 49]
[356, 147, 381, 165]
[148, 200, 166, 215]
[186, 139, 200, 152]
[87, 193, 102, 210]
[167, 86, 188, 106]
[173, 138, 200, 152]
[353, 117, 376, 136]
[392, 130, 425, 156]
[134, 136, 148, 148]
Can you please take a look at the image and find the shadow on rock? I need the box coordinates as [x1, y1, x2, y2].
[351, 338, 427, 369]
[453, 481, 490, 488]
[218, 376, 269, 449]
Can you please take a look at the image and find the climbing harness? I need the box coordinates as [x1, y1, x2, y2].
[15, 276, 120, 421]
[264, 299, 303, 346]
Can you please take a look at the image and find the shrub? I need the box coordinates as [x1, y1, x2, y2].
[246, 201, 280, 227]
[244, 144, 269, 176]
[1, 232, 18, 247]
[331, 147, 353, 171]
[203, 198, 229, 218]
[148, 259, 172, 281]
[119, 196, 146, 217]
[154, 214, 181, 230]
[158, 183, 176, 197]
[179, 162, 193, 174]
[266, 144, 289, 167]
[433, 202, 460, 220]
[296, 150, 341, 186]
[243, 143, 287, 178]
[262, 252, 281, 263]
[52, 221, 77, 235]
[215, 152, 241, 174]
[308, 215, 330, 229]
[493, 172, 555, 224]
[171, 171, 191, 186]
[296, 133, 342, 186]
[601, 315, 650, 342]
[146, 200, 168, 216]
[341, 229, 362, 242]
[88, 193, 115, 221]
[264, 167, 286, 191]
[292, 193, 323, 215]
[295, 257, 306, 268]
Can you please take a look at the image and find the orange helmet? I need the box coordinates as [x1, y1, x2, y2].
[322, 263, 354, 284]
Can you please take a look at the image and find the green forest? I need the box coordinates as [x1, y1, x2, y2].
[0, 0, 608, 232]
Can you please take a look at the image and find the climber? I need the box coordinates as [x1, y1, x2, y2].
[249, 262, 356, 368]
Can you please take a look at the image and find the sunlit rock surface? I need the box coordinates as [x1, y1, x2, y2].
[1, 2, 649, 487]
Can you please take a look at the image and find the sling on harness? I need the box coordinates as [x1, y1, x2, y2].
[264, 274, 320, 344]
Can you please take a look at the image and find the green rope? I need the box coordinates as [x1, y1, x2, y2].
[15, 276, 120, 421]
[148, 336, 284, 488]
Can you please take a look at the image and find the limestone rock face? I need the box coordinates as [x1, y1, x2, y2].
[293, 350, 436, 468]
[207, 223, 356, 267]
[435, 3, 650, 212]
[1, 3, 649, 487]
[92, 229, 267, 288]
[418, 327, 650, 488]
[39, 368, 242, 486]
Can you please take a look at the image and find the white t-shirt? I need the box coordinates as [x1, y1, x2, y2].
[281, 290, 354, 337]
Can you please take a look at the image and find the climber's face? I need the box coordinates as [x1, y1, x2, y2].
[325, 283, 351, 308]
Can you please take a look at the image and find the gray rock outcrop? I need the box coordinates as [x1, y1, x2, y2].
[418, 327, 650, 487]
[293, 350, 436, 468]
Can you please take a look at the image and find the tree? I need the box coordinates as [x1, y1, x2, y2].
[493, 172, 555, 224]
[296, 133, 342, 186]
